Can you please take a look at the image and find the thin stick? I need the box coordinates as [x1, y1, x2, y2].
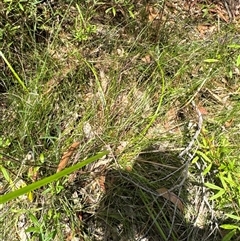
[179, 101, 203, 159]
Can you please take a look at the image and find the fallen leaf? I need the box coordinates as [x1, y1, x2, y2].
[197, 105, 208, 115]
[99, 69, 109, 93]
[56, 142, 80, 173]
[197, 24, 209, 35]
[98, 175, 106, 193]
[146, 4, 161, 22]
[209, 6, 229, 23]
[224, 119, 233, 128]
[157, 187, 184, 213]
[125, 165, 132, 172]
[141, 54, 151, 63]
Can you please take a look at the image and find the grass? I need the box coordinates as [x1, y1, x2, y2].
[0, 0, 240, 240]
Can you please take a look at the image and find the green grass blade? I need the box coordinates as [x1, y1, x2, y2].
[139, 189, 168, 241]
[0, 151, 108, 204]
[141, 61, 165, 136]
[0, 50, 28, 92]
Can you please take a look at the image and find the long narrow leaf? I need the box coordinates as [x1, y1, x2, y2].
[196, 150, 212, 163]
[0, 151, 108, 204]
[0, 51, 28, 92]
[205, 182, 223, 190]
[226, 214, 240, 221]
[209, 189, 225, 200]
[221, 229, 236, 241]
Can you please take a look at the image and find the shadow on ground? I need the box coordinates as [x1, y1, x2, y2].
[80, 149, 222, 241]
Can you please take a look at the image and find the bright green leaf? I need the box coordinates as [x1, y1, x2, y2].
[18, 3, 24, 11]
[0, 165, 12, 184]
[226, 214, 240, 221]
[201, 136, 208, 148]
[0, 51, 28, 92]
[203, 163, 212, 176]
[221, 229, 236, 241]
[128, 10, 135, 19]
[227, 44, 240, 49]
[196, 150, 212, 163]
[28, 213, 40, 226]
[192, 155, 199, 164]
[25, 227, 41, 233]
[205, 182, 223, 190]
[209, 189, 225, 200]
[28, 191, 34, 202]
[236, 55, 240, 67]
[0, 151, 108, 204]
[220, 224, 239, 230]
[39, 153, 44, 162]
[203, 59, 219, 63]
[220, 176, 228, 190]
[224, 173, 236, 188]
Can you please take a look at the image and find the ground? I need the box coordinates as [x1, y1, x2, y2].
[0, 1, 240, 241]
